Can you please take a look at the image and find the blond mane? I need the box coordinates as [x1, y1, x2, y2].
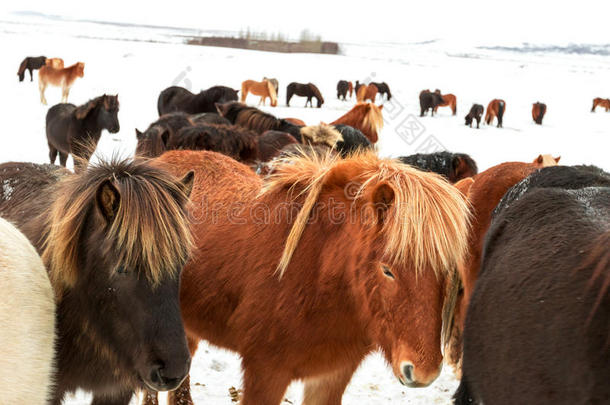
[300, 123, 343, 148]
[42, 157, 193, 296]
[262, 150, 470, 283]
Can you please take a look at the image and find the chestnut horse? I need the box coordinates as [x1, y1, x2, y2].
[532, 102, 546, 125]
[446, 159, 562, 372]
[591, 97, 610, 112]
[241, 79, 278, 107]
[433, 90, 457, 115]
[145, 149, 470, 405]
[455, 166, 610, 404]
[331, 102, 384, 143]
[356, 83, 378, 103]
[38, 62, 85, 105]
[484, 99, 505, 128]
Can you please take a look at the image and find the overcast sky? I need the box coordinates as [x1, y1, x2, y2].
[1, 1, 607, 45]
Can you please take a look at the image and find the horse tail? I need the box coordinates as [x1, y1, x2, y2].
[240, 81, 249, 103]
[286, 83, 294, 106]
[497, 100, 505, 121]
[266, 80, 277, 107]
[348, 82, 353, 98]
[451, 96, 456, 115]
[592, 98, 598, 112]
[17, 58, 28, 81]
[536, 103, 545, 124]
[453, 378, 477, 405]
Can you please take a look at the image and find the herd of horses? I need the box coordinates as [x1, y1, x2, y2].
[4, 54, 609, 405]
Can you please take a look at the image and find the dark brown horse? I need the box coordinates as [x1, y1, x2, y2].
[286, 82, 324, 107]
[455, 165, 610, 405]
[336, 80, 352, 100]
[398, 152, 478, 183]
[257, 130, 299, 161]
[135, 112, 195, 157]
[17, 56, 46, 82]
[0, 158, 195, 405]
[157, 85, 238, 116]
[464, 104, 484, 128]
[371, 81, 392, 100]
[46, 94, 120, 172]
[532, 102, 546, 124]
[419, 90, 445, 117]
[216, 101, 304, 141]
[144, 149, 470, 405]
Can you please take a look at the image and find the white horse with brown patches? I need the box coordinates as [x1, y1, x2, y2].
[0, 217, 55, 404]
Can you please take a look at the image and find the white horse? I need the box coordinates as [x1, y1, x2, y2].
[0, 217, 55, 404]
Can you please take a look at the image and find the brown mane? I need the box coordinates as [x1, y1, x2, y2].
[262, 149, 470, 281]
[42, 157, 193, 295]
[331, 103, 384, 143]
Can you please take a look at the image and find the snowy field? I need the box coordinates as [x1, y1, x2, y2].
[1, 15, 609, 405]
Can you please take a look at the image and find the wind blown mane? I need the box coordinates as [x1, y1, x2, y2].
[300, 124, 343, 148]
[331, 103, 384, 143]
[262, 150, 470, 280]
[42, 157, 193, 295]
[217, 102, 302, 140]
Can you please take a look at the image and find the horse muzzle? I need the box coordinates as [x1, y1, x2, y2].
[141, 358, 190, 392]
[397, 360, 442, 388]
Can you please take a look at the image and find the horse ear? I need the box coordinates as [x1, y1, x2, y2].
[135, 129, 143, 139]
[178, 171, 195, 198]
[454, 177, 474, 197]
[554, 156, 561, 163]
[96, 180, 120, 222]
[534, 154, 543, 164]
[372, 182, 395, 223]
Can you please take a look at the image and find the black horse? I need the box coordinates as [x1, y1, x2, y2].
[17, 56, 46, 82]
[46, 94, 120, 171]
[286, 82, 324, 108]
[454, 165, 610, 405]
[332, 124, 373, 157]
[419, 90, 445, 117]
[336, 80, 351, 101]
[0, 158, 194, 405]
[371, 82, 392, 100]
[464, 104, 484, 128]
[398, 151, 478, 183]
[157, 85, 238, 116]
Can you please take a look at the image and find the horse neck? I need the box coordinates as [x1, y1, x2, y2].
[195, 91, 212, 111]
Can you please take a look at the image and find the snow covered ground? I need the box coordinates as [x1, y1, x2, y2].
[1, 14, 609, 405]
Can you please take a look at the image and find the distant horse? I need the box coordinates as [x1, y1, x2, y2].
[286, 82, 324, 107]
[484, 99, 505, 128]
[157, 85, 239, 116]
[337, 80, 352, 100]
[432, 90, 457, 115]
[46, 94, 120, 172]
[241, 79, 278, 107]
[38, 62, 85, 105]
[263, 77, 279, 95]
[136, 112, 194, 157]
[532, 102, 546, 125]
[17, 56, 47, 82]
[0, 158, 194, 404]
[0, 217, 55, 404]
[356, 84, 378, 103]
[591, 97, 610, 112]
[169, 124, 259, 163]
[371, 82, 392, 100]
[216, 101, 304, 141]
[331, 102, 384, 143]
[464, 104, 484, 128]
[399, 152, 478, 183]
[332, 124, 373, 156]
[419, 90, 445, 117]
[455, 165, 610, 405]
[532, 154, 561, 166]
[445, 161, 543, 371]
[144, 149, 470, 405]
[354, 80, 363, 94]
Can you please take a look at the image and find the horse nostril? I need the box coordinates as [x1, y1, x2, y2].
[150, 364, 164, 385]
[402, 363, 414, 383]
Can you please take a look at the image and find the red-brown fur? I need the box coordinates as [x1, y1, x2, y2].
[356, 84, 378, 103]
[447, 162, 541, 372]
[38, 62, 85, 105]
[348, 81, 353, 98]
[331, 103, 384, 143]
[284, 117, 306, 126]
[147, 150, 470, 405]
[591, 97, 610, 112]
[484, 99, 506, 127]
[434, 90, 457, 115]
[532, 102, 546, 125]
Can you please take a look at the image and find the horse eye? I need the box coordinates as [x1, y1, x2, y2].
[381, 265, 395, 280]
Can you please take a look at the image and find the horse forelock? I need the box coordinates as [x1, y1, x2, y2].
[42, 158, 193, 297]
[263, 150, 470, 285]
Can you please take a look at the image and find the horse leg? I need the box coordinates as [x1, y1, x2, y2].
[29, 68, 34, 82]
[39, 81, 47, 105]
[240, 362, 291, 405]
[59, 152, 69, 168]
[62, 86, 70, 103]
[302, 363, 360, 405]
[90, 391, 134, 405]
[476, 117, 481, 129]
[48, 144, 58, 164]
